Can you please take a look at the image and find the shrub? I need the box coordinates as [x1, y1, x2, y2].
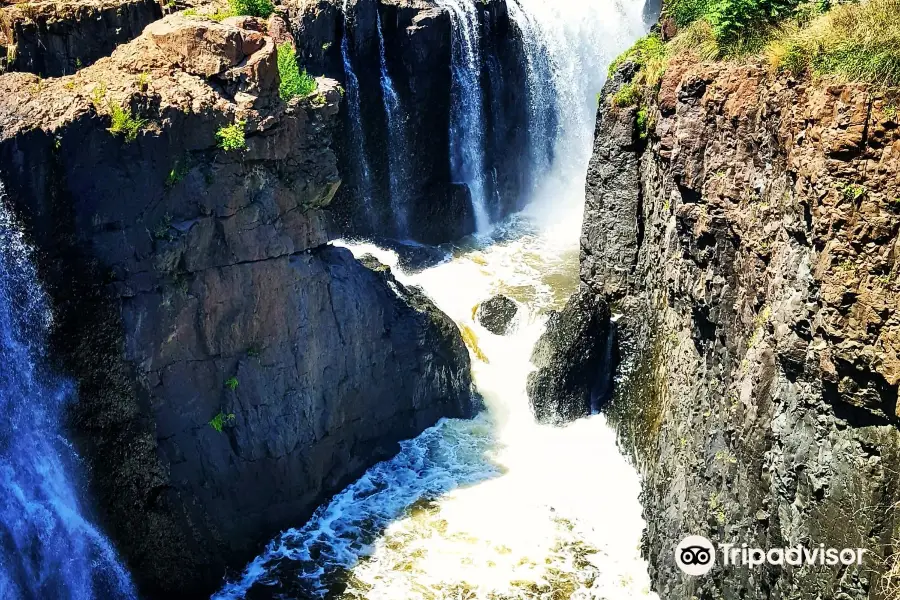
[277, 44, 317, 101]
[228, 0, 273, 18]
[666, 0, 803, 49]
[637, 106, 650, 140]
[216, 121, 246, 151]
[108, 104, 147, 142]
[224, 376, 239, 391]
[767, 0, 900, 86]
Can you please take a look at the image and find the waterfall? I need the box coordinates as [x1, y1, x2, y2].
[0, 185, 136, 600]
[340, 0, 375, 224]
[376, 11, 411, 238]
[436, 0, 491, 233]
[505, 0, 557, 188]
[215, 0, 653, 596]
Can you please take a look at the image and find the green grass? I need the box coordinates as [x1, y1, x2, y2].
[666, 0, 803, 45]
[216, 121, 246, 151]
[612, 82, 643, 107]
[608, 33, 668, 87]
[767, 0, 900, 86]
[277, 43, 317, 101]
[108, 104, 147, 142]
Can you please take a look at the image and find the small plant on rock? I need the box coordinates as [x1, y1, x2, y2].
[216, 121, 246, 151]
[108, 103, 147, 142]
[224, 376, 239, 391]
[209, 411, 236, 432]
[277, 44, 317, 101]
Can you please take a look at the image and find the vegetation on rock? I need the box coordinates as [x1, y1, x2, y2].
[216, 121, 246, 151]
[277, 43, 316, 101]
[208, 412, 235, 432]
[767, 0, 900, 86]
[228, 0, 274, 18]
[107, 103, 147, 142]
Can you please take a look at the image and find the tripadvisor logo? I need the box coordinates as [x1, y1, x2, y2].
[675, 535, 716, 576]
[675, 535, 869, 576]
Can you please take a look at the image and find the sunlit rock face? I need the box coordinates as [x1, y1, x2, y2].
[0, 13, 474, 597]
[579, 57, 900, 599]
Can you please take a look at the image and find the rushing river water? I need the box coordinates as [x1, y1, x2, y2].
[215, 0, 652, 596]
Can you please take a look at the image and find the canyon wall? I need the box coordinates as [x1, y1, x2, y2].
[0, 14, 475, 598]
[581, 58, 900, 598]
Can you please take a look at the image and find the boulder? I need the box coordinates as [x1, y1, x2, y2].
[475, 294, 519, 335]
[526, 287, 612, 424]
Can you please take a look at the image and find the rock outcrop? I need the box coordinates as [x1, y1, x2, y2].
[527, 286, 612, 424]
[0, 0, 162, 76]
[475, 294, 518, 335]
[0, 14, 475, 598]
[581, 58, 900, 598]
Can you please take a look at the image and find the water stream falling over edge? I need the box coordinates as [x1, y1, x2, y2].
[0, 184, 137, 600]
[214, 0, 652, 597]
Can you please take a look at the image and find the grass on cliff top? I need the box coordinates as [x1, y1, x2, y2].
[182, 0, 273, 20]
[277, 43, 317, 101]
[767, 0, 900, 86]
[665, 0, 803, 49]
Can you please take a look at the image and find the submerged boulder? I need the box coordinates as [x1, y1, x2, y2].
[526, 287, 612, 424]
[475, 295, 519, 335]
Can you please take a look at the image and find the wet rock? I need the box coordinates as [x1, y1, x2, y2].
[475, 294, 518, 335]
[526, 287, 612, 424]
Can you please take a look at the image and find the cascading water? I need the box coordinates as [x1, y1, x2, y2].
[376, 11, 411, 238]
[340, 1, 376, 223]
[215, 0, 651, 597]
[438, 0, 491, 233]
[0, 185, 136, 600]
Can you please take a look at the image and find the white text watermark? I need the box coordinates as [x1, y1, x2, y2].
[675, 535, 868, 576]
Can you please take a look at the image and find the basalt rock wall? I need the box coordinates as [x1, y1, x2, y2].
[581, 59, 900, 598]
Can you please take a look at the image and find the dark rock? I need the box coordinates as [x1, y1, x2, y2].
[0, 17, 474, 599]
[475, 294, 518, 335]
[581, 56, 900, 599]
[368, 237, 451, 273]
[0, 0, 162, 76]
[526, 287, 611, 424]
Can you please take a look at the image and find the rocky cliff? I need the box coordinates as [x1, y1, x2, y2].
[0, 0, 163, 75]
[0, 14, 475, 598]
[575, 57, 900, 598]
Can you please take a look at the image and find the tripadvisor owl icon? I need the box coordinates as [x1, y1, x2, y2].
[676, 535, 716, 576]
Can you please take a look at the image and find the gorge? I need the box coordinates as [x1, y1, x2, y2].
[0, 0, 899, 598]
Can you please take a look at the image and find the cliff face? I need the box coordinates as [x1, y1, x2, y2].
[0, 0, 162, 76]
[0, 14, 475, 598]
[583, 60, 900, 597]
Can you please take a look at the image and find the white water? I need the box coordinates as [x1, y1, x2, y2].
[340, 0, 375, 222]
[376, 11, 411, 237]
[214, 0, 651, 597]
[438, 0, 492, 232]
